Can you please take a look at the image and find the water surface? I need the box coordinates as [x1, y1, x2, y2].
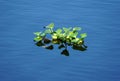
[0, 0, 120, 81]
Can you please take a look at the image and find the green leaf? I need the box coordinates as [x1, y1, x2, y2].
[34, 36, 42, 42]
[59, 34, 65, 38]
[44, 29, 51, 34]
[52, 33, 57, 39]
[68, 31, 78, 38]
[70, 32, 78, 38]
[73, 27, 81, 31]
[55, 29, 62, 34]
[46, 23, 54, 29]
[73, 32, 78, 38]
[34, 32, 41, 36]
[40, 32, 46, 37]
[63, 27, 72, 33]
[71, 38, 79, 43]
[52, 35, 57, 39]
[80, 33, 87, 38]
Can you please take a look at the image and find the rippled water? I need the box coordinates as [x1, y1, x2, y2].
[0, 0, 120, 81]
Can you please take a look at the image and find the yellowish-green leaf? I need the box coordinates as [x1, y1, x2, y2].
[55, 29, 62, 34]
[73, 27, 81, 31]
[44, 29, 51, 34]
[80, 33, 87, 38]
[68, 31, 78, 38]
[52, 34, 57, 39]
[40, 32, 46, 37]
[71, 38, 79, 43]
[34, 36, 42, 42]
[63, 27, 72, 33]
[52, 35, 57, 39]
[46, 23, 54, 29]
[34, 32, 41, 36]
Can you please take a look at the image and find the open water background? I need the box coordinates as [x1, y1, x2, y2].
[0, 0, 120, 81]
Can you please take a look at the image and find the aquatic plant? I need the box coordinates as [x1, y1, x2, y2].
[33, 23, 87, 56]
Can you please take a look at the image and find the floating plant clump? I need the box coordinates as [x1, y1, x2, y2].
[33, 23, 87, 56]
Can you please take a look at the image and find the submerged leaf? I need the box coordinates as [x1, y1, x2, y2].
[61, 49, 69, 56]
[44, 45, 54, 50]
[43, 38, 51, 44]
[36, 41, 45, 46]
[58, 44, 65, 49]
[72, 45, 86, 51]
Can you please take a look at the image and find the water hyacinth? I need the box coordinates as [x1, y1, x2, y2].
[33, 23, 88, 56]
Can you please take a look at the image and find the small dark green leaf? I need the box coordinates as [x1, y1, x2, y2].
[36, 41, 45, 46]
[43, 38, 51, 44]
[58, 44, 65, 49]
[72, 45, 86, 51]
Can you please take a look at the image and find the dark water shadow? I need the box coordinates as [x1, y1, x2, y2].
[35, 39, 87, 56]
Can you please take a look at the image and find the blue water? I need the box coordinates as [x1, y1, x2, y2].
[0, 0, 120, 81]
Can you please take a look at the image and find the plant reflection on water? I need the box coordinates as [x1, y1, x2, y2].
[34, 23, 87, 56]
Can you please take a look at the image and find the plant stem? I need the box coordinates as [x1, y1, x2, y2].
[64, 43, 68, 49]
[50, 28, 53, 34]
